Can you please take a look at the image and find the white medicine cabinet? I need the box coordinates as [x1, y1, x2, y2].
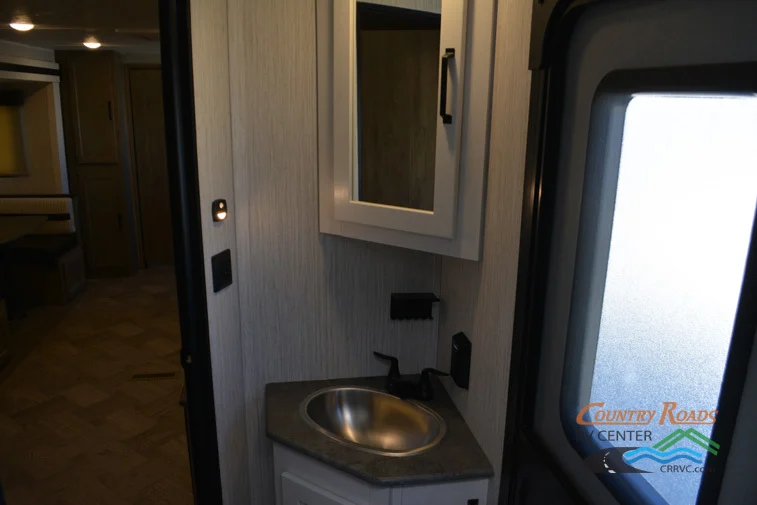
[317, 0, 495, 260]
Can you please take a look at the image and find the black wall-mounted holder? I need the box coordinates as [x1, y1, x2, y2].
[450, 331, 471, 390]
[390, 293, 440, 320]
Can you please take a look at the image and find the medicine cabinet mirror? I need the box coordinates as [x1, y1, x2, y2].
[317, 0, 495, 260]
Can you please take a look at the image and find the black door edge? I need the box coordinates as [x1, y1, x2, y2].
[500, 2, 598, 502]
[159, 0, 223, 503]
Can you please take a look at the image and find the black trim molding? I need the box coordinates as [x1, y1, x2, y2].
[529, 0, 602, 70]
[159, 0, 224, 503]
[699, 179, 757, 503]
[0, 62, 60, 77]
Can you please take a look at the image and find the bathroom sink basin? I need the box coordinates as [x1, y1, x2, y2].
[301, 386, 446, 457]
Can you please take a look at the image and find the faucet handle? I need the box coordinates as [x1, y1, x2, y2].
[418, 368, 449, 401]
[373, 352, 401, 379]
[421, 368, 449, 379]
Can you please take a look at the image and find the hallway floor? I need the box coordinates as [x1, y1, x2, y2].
[0, 267, 193, 505]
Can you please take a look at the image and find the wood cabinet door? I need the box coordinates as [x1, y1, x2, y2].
[65, 52, 119, 164]
[128, 67, 174, 266]
[281, 472, 358, 505]
[75, 169, 131, 274]
[58, 50, 135, 276]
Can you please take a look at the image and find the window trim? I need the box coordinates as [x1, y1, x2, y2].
[558, 63, 757, 505]
[504, 2, 757, 505]
[560, 90, 628, 423]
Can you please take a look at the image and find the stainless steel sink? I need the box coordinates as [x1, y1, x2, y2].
[301, 386, 446, 457]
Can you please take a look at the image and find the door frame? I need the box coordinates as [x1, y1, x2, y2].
[159, 0, 224, 503]
[499, 3, 601, 502]
[500, 1, 757, 505]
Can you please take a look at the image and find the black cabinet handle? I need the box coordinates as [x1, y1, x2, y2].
[117, 213, 123, 231]
[439, 48, 455, 124]
[108, 101, 113, 121]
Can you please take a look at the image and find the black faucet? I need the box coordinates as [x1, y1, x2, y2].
[373, 351, 449, 401]
[373, 351, 401, 392]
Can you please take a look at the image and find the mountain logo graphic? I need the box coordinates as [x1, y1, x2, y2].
[623, 429, 720, 466]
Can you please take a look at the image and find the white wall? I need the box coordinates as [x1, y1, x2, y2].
[436, 0, 533, 502]
[225, 1, 441, 503]
[0, 83, 68, 194]
[190, 0, 532, 503]
[189, 0, 251, 502]
[0, 42, 68, 195]
[0, 40, 56, 65]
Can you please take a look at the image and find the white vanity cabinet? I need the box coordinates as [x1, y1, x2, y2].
[316, 0, 496, 260]
[281, 472, 361, 505]
[274, 444, 489, 505]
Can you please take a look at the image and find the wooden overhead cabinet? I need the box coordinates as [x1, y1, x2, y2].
[57, 50, 135, 277]
[63, 52, 119, 164]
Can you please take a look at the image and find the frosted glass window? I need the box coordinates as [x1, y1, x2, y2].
[588, 95, 757, 505]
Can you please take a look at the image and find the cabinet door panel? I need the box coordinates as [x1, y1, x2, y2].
[128, 67, 173, 266]
[76, 169, 130, 273]
[331, 0, 467, 239]
[67, 53, 119, 164]
[281, 472, 358, 505]
[398, 479, 488, 505]
[317, 0, 496, 260]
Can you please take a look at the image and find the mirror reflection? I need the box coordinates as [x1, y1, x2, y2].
[355, 0, 442, 211]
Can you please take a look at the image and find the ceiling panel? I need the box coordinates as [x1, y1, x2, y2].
[0, 0, 159, 53]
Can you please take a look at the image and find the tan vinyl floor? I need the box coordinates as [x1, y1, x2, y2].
[0, 267, 194, 505]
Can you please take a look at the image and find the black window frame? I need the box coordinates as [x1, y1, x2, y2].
[556, 62, 757, 505]
[503, 0, 757, 499]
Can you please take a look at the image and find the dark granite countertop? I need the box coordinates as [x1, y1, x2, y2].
[265, 375, 493, 486]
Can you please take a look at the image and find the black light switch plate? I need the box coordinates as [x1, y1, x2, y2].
[390, 293, 440, 320]
[211, 249, 232, 293]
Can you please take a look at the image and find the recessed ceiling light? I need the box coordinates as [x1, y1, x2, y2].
[83, 37, 101, 49]
[9, 16, 34, 31]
